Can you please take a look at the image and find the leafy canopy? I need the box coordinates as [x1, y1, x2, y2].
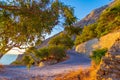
[0, 0, 76, 53]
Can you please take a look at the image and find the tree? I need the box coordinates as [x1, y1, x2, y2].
[64, 26, 82, 35]
[75, 23, 97, 45]
[0, 0, 76, 53]
[48, 45, 66, 62]
[48, 33, 74, 49]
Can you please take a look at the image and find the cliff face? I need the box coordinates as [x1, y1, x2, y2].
[97, 38, 120, 80]
[75, 31, 120, 55]
[74, 5, 108, 28]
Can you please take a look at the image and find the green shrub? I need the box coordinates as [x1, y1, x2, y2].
[48, 45, 66, 62]
[22, 55, 34, 69]
[90, 48, 107, 65]
[95, 2, 120, 37]
[49, 33, 74, 49]
[36, 45, 66, 62]
[36, 47, 49, 60]
[75, 23, 97, 45]
[12, 61, 23, 65]
[64, 26, 82, 35]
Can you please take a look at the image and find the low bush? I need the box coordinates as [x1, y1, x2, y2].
[11, 61, 23, 65]
[48, 45, 66, 62]
[90, 48, 107, 65]
[36, 47, 49, 61]
[22, 55, 34, 69]
[75, 23, 97, 45]
[49, 33, 74, 49]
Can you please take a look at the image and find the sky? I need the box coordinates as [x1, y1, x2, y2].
[46, 0, 113, 39]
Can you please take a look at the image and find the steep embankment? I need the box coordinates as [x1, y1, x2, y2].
[97, 38, 120, 80]
[75, 31, 120, 55]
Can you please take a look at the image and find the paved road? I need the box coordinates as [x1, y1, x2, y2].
[0, 50, 91, 80]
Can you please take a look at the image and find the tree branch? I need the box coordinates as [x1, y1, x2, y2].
[0, 5, 20, 10]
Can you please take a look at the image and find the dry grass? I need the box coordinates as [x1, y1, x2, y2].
[55, 62, 98, 80]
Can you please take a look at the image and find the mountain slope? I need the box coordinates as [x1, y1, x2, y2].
[74, 5, 108, 28]
[38, 4, 109, 47]
[37, 32, 63, 48]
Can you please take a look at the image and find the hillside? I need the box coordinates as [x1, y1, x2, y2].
[75, 0, 120, 46]
[74, 5, 108, 28]
[37, 32, 63, 48]
[54, 0, 120, 79]
[1, 0, 120, 80]
[70, 0, 120, 79]
[39, 4, 108, 47]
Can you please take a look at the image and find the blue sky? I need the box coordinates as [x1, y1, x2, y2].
[46, 0, 113, 39]
[61, 0, 113, 20]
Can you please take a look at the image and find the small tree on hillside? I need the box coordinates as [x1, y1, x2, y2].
[48, 33, 74, 49]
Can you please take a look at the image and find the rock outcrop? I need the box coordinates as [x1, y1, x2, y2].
[97, 38, 120, 80]
[75, 31, 120, 55]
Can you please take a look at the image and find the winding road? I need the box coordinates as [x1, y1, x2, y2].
[0, 50, 91, 80]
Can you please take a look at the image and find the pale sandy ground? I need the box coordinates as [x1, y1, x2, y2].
[0, 50, 91, 80]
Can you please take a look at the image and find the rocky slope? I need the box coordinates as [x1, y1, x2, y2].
[75, 31, 120, 55]
[74, 5, 108, 28]
[97, 38, 120, 80]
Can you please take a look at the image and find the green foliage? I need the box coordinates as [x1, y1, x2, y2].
[0, 0, 76, 53]
[35, 45, 66, 62]
[12, 61, 23, 65]
[22, 55, 34, 69]
[48, 45, 66, 62]
[90, 48, 107, 65]
[36, 47, 49, 60]
[49, 33, 74, 49]
[64, 26, 82, 35]
[75, 0, 120, 45]
[75, 23, 97, 45]
[95, 1, 120, 37]
[21, 45, 66, 67]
